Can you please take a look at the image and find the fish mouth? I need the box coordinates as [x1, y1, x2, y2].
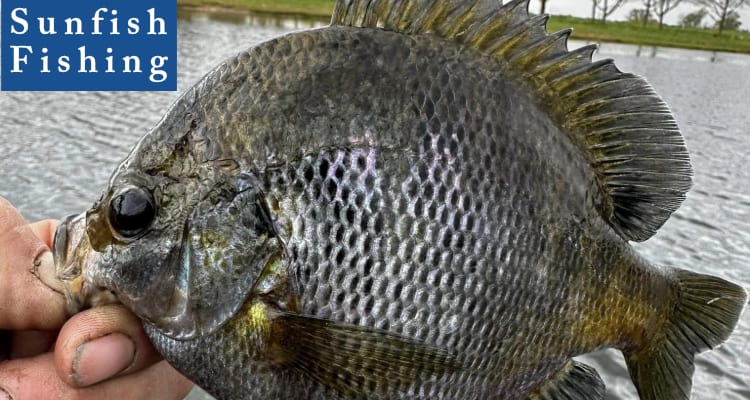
[53, 212, 117, 316]
[53, 212, 198, 336]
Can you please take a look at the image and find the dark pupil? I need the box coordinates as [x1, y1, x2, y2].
[109, 188, 155, 237]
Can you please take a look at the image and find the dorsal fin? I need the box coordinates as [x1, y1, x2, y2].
[331, 0, 692, 242]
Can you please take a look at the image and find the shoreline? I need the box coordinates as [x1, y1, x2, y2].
[178, 5, 329, 20]
[177, 1, 332, 19]
[177, 2, 750, 55]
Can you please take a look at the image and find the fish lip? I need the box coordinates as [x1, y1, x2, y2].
[53, 212, 109, 315]
[53, 214, 75, 271]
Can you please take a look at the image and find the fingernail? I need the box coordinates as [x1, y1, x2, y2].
[0, 387, 12, 400]
[72, 333, 135, 387]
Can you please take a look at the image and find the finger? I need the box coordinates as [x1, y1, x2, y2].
[0, 198, 66, 330]
[55, 305, 162, 388]
[27, 219, 58, 250]
[9, 330, 57, 359]
[0, 331, 9, 361]
[0, 353, 193, 400]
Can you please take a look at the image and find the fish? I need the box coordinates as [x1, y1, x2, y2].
[51, 0, 748, 399]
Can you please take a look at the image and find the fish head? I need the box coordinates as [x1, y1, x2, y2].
[53, 111, 282, 340]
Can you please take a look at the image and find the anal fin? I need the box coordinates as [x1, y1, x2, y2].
[267, 311, 458, 399]
[528, 360, 605, 400]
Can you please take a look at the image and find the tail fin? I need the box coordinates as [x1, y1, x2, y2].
[625, 269, 747, 400]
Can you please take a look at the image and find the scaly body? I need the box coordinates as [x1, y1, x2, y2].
[144, 26, 668, 398]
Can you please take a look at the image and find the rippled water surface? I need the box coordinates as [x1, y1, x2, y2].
[1, 11, 748, 400]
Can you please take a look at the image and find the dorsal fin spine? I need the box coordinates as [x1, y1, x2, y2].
[442, 3, 481, 37]
[549, 61, 616, 94]
[533, 44, 598, 75]
[508, 29, 572, 67]
[415, 1, 454, 33]
[531, 45, 597, 84]
[462, 13, 515, 50]
[331, 0, 693, 242]
[489, 15, 549, 57]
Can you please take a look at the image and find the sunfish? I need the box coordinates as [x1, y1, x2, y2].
[52, 0, 747, 399]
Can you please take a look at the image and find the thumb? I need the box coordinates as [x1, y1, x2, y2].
[0, 198, 67, 330]
[55, 305, 164, 388]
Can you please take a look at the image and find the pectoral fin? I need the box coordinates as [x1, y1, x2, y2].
[266, 312, 458, 399]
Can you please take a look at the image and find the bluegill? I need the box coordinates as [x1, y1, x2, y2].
[52, 0, 747, 399]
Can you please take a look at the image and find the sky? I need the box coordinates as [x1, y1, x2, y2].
[528, 0, 750, 28]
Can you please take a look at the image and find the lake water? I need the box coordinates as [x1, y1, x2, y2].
[1, 10, 748, 400]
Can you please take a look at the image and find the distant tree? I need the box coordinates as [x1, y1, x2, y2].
[717, 9, 743, 29]
[653, 0, 684, 28]
[642, 0, 654, 25]
[680, 8, 708, 27]
[592, 0, 599, 20]
[629, 8, 658, 23]
[596, 0, 631, 23]
[694, 0, 748, 33]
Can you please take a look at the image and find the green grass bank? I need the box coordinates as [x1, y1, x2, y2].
[548, 16, 750, 54]
[178, 0, 334, 17]
[177, 0, 750, 54]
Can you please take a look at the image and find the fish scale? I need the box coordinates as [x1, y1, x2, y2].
[51, 1, 746, 399]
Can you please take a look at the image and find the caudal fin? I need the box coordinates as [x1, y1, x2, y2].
[625, 269, 747, 400]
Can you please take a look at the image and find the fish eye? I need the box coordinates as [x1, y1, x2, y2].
[108, 186, 156, 238]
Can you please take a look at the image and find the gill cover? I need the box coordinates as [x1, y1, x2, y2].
[153, 172, 283, 340]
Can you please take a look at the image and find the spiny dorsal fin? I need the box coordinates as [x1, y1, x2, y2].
[331, 0, 692, 242]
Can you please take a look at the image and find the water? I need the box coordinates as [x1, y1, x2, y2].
[1, 11, 748, 400]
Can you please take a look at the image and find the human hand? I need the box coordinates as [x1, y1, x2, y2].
[0, 198, 194, 399]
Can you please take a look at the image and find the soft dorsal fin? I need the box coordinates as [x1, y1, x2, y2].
[331, 0, 692, 242]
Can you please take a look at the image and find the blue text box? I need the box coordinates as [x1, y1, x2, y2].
[1, 0, 177, 91]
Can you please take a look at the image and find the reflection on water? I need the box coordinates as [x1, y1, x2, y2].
[570, 39, 750, 66]
[1, 11, 748, 400]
